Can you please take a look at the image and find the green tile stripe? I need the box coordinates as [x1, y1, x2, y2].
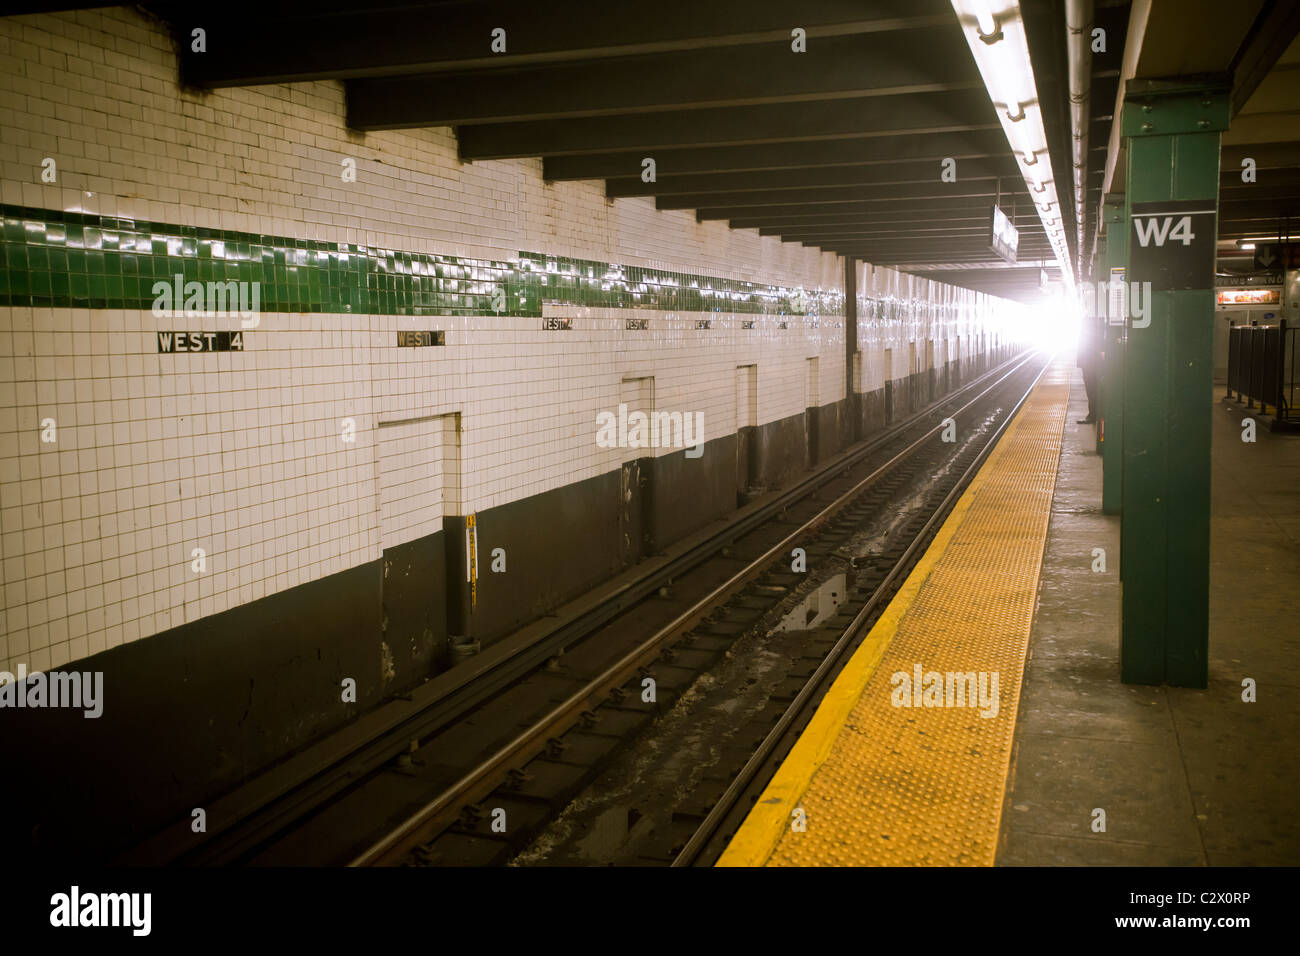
[0, 205, 842, 318]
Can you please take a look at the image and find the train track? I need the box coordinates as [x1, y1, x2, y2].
[411, 352, 1048, 867]
[122, 350, 1045, 867]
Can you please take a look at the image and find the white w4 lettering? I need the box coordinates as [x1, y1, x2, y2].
[1134, 215, 1195, 247]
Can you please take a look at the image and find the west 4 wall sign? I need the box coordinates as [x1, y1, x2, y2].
[158, 331, 246, 352]
[1129, 199, 1217, 292]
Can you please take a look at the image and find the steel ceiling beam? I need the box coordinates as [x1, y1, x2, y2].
[657, 180, 1022, 211]
[155, 0, 954, 87]
[1229, 0, 1300, 116]
[696, 193, 1031, 220]
[729, 209, 1009, 229]
[604, 158, 1024, 197]
[770, 223, 1035, 239]
[457, 90, 1000, 159]
[347, 29, 975, 129]
[757, 220, 997, 235]
[541, 130, 1008, 180]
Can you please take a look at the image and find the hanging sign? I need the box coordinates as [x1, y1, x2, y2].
[990, 204, 1019, 264]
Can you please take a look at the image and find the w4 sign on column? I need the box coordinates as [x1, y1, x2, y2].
[1129, 200, 1216, 292]
[1133, 215, 1197, 247]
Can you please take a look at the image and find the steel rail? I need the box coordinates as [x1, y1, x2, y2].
[351, 351, 1042, 866]
[134, 354, 1023, 866]
[127, 354, 1024, 865]
[671, 355, 1050, 866]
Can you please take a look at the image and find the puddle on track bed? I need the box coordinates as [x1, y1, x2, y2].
[772, 574, 848, 632]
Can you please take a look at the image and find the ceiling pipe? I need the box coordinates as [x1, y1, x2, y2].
[1091, 1, 1150, 271]
[1066, 0, 1093, 281]
[1100, 1, 1151, 197]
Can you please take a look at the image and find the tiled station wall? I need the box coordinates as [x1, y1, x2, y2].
[0, 6, 1020, 853]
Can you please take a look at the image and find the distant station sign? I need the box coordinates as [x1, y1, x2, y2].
[1216, 287, 1281, 306]
[1253, 243, 1300, 272]
[990, 204, 1018, 264]
[1129, 200, 1216, 291]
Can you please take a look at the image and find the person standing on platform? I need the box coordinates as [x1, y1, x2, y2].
[1076, 314, 1101, 425]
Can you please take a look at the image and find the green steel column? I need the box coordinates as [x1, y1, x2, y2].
[1100, 194, 1126, 515]
[1119, 80, 1228, 688]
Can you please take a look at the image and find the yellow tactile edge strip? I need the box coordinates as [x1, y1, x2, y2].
[717, 367, 1070, 867]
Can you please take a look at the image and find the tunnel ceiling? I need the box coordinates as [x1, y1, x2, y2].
[28, 0, 1299, 303]
[1096, 0, 1300, 281]
[121, 0, 1059, 303]
[1217, 18, 1300, 275]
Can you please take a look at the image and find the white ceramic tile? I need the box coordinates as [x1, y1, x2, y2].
[0, 8, 1022, 675]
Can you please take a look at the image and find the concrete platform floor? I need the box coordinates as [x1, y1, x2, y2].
[997, 361, 1300, 866]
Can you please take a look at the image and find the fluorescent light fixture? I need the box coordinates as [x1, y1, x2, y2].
[1238, 242, 1255, 251]
[951, 0, 1073, 288]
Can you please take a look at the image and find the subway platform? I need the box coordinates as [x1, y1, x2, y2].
[717, 358, 1300, 867]
[5, 0, 1300, 942]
